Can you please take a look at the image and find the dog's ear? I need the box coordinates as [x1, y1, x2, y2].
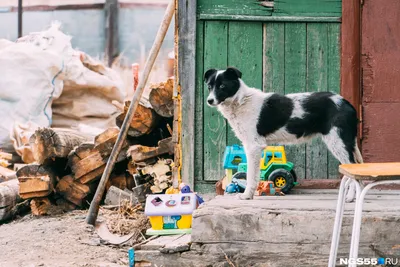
[204, 68, 217, 82]
[225, 67, 242, 79]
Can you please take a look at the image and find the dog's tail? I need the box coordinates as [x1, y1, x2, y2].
[353, 143, 364, 164]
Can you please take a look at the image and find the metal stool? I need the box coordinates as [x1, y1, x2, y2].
[328, 163, 400, 267]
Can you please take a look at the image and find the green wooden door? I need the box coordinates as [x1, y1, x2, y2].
[194, 0, 342, 192]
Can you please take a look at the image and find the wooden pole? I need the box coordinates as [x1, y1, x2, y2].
[86, 0, 176, 225]
[105, 0, 119, 67]
[18, 0, 23, 38]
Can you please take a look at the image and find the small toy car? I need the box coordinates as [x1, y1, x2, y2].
[224, 145, 298, 194]
[256, 181, 285, 196]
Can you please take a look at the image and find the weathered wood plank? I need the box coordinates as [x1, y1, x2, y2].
[227, 21, 263, 146]
[179, 0, 197, 188]
[197, 0, 272, 17]
[194, 21, 204, 183]
[274, 0, 342, 17]
[305, 23, 328, 179]
[284, 23, 307, 180]
[263, 22, 285, 94]
[198, 14, 341, 22]
[203, 21, 228, 181]
[327, 23, 341, 179]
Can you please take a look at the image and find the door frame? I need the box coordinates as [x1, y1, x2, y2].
[178, 0, 361, 188]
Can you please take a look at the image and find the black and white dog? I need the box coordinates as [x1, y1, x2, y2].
[204, 67, 363, 201]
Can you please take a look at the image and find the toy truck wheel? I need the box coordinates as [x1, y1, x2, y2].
[267, 169, 294, 194]
[232, 172, 246, 180]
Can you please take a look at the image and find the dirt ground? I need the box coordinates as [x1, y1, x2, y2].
[0, 210, 129, 267]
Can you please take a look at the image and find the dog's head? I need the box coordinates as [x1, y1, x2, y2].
[204, 67, 242, 106]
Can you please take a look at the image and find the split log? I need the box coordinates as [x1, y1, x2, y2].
[0, 179, 20, 221]
[116, 101, 159, 137]
[68, 128, 128, 184]
[67, 143, 95, 168]
[149, 77, 174, 118]
[30, 197, 52, 216]
[127, 137, 174, 163]
[30, 128, 94, 164]
[56, 175, 92, 207]
[16, 165, 56, 199]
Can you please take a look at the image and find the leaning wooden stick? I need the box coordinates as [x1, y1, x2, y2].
[86, 0, 176, 225]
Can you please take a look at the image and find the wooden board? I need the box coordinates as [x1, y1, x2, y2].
[273, 0, 341, 17]
[194, 21, 205, 184]
[305, 23, 328, 180]
[339, 163, 400, 180]
[202, 20, 228, 181]
[197, 0, 272, 17]
[227, 21, 263, 146]
[284, 23, 307, 180]
[327, 23, 341, 179]
[263, 22, 285, 95]
[78, 165, 105, 184]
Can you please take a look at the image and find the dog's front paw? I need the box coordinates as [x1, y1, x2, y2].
[235, 192, 254, 200]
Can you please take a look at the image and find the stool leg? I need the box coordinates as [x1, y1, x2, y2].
[349, 180, 400, 266]
[328, 176, 350, 267]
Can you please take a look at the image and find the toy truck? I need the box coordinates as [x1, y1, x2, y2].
[224, 145, 297, 194]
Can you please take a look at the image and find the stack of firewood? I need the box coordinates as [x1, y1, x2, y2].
[10, 77, 176, 216]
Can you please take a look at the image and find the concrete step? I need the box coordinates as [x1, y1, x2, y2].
[136, 190, 400, 267]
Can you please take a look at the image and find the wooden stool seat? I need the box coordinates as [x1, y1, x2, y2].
[328, 162, 400, 267]
[340, 162, 400, 180]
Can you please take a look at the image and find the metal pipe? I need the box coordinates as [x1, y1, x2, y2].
[86, 0, 176, 225]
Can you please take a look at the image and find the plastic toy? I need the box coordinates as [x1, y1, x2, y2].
[145, 193, 197, 235]
[179, 183, 205, 205]
[256, 181, 285, 196]
[225, 177, 247, 193]
[223, 145, 298, 194]
[223, 144, 247, 181]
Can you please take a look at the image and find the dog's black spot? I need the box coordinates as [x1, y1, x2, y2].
[285, 92, 359, 163]
[204, 67, 241, 104]
[257, 94, 294, 136]
[286, 92, 338, 137]
[333, 98, 358, 163]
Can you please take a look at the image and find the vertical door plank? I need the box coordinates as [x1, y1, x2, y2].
[194, 21, 205, 182]
[284, 23, 307, 180]
[305, 23, 329, 179]
[263, 22, 285, 94]
[203, 21, 228, 181]
[327, 23, 341, 178]
[227, 21, 263, 146]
